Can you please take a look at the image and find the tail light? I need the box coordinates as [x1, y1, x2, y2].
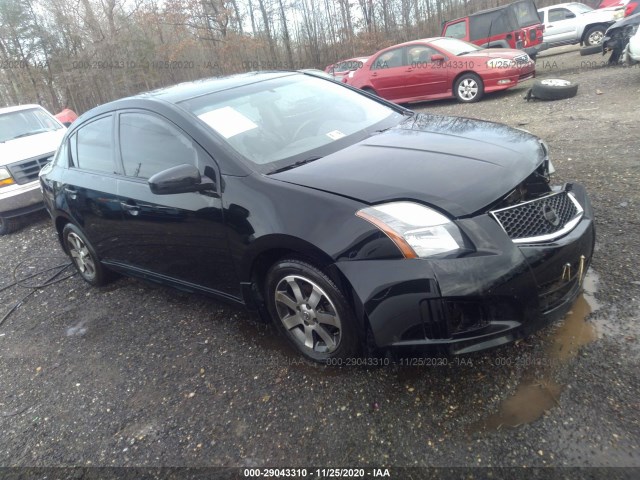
[626, 2, 638, 16]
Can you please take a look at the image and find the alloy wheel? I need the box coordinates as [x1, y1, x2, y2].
[458, 78, 479, 101]
[540, 79, 572, 87]
[588, 31, 604, 45]
[274, 275, 342, 354]
[67, 232, 96, 280]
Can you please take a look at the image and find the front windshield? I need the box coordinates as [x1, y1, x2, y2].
[0, 107, 62, 143]
[179, 75, 403, 172]
[431, 37, 482, 55]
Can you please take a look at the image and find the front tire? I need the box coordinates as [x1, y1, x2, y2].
[62, 223, 110, 286]
[584, 26, 606, 47]
[265, 258, 360, 363]
[454, 73, 484, 103]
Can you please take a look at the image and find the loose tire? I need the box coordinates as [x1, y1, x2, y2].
[0, 216, 21, 235]
[580, 44, 602, 56]
[62, 223, 110, 286]
[531, 78, 579, 100]
[454, 73, 484, 103]
[583, 25, 606, 47]
[265, 258, 360, 363]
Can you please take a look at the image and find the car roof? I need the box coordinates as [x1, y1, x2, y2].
[133, 71, 297, 104]
[446, 0, 533, 22]
[389, 37, 452, 48]
[0, 104, 47, 115]
[538, 3, 580, 10]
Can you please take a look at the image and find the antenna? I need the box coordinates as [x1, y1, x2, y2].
[487, 16, 494, 48]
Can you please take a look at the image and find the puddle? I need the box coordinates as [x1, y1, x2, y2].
[471, 269, 600, 432]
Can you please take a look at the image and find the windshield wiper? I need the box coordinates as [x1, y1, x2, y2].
[269, 156, 323, 174]
[10, 128, 56, 140]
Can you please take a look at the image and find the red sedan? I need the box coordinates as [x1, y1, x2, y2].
[345, 37, 535, 103]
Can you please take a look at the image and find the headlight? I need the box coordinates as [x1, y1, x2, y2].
[614, 9, 624, 20]
[0, 167, 15, 188]
[540, 140, 555, 175]
[486, 58, 515, 69]
[356, 202, 469, 258]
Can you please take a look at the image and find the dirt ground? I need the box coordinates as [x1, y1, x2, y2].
[0, 46, 639, 476]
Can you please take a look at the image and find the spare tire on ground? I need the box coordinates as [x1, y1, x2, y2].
[580, 45, 603, 56]
[529, 78, 579, 100]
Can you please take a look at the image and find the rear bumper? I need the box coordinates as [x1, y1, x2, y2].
[335, 183, 595, 355]
[0, 181, 44, 218]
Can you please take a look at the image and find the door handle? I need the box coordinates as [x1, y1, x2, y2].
[64, 187, 77, 200]
[405, 68, 413, 72]
[120, 201, 141, 216]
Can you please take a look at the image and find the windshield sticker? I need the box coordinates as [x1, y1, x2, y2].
[326, 130, 346, 140]
[198, 107, 258, 138]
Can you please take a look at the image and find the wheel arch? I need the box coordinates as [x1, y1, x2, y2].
[580, 23, 608, 44]
[55, 215, 72, 252]
[452, 70, 483, 93]
[242, 235, 367, 335]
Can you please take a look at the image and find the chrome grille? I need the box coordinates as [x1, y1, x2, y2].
[490, 191, 583, 244]
[7, 153, 54, 185]
[514, 54, 530, 64]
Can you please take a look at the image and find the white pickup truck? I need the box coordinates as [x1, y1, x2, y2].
[538, 2, 625, 48]
[0, 105, 66, 234]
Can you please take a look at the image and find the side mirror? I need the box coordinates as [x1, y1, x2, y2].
[431, 54, 445, 62]
[148, 164, 215, 195]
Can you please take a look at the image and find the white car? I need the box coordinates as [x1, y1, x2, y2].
[0, 105, 66, 234]
[538, 2, 625, 47]
[626, 23, 640, 62]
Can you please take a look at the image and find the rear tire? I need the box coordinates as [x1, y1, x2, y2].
[531, 78, 579, 100]
[0, 216, 22, 235]
[62, 223, 111, 286]
[265, 258, 361, 363]
[454, 73, 484, 103]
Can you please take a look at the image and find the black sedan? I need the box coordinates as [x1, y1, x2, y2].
[39, 71, 595, 363]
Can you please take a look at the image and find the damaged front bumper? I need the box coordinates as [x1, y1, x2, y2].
[335, 183, 595, 356]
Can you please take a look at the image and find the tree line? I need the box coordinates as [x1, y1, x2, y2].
[0, 0, 596, 114]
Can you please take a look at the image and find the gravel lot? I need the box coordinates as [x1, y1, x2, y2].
[0, 46, 639, 476]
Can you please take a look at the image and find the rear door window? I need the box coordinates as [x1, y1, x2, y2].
[372, 47, 405, 69]
[71, 116, 115, 174]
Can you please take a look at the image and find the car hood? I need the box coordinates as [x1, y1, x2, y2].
[0, 129, 66, 166]
[270, 114, 545, 218]
[580, 8, 619, 22]
[606, 12, 640, 33]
